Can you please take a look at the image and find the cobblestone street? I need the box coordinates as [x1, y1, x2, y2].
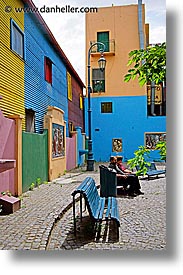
[0, 164, 166, 251]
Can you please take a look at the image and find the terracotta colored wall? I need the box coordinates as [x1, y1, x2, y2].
[85, 4, 147, 97]
[84, 4, 165, 162]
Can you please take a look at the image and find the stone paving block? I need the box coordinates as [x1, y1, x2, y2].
[0, 164, 166, 250]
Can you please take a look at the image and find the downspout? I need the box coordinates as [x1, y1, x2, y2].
[138, 0, 155, 115]
[151, 81, 156, 116]
[138, 0, 144, 50]
[138, 0, 155, 116]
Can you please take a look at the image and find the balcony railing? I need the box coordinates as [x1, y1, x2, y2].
[90, 39, 115, 55]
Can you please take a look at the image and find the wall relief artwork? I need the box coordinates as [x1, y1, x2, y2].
[145, 132, 166, 150]
[52, 123, 65, 158]
[112, 138, 122, 152]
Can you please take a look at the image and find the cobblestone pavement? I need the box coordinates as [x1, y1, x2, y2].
[0, 164, 166, 250]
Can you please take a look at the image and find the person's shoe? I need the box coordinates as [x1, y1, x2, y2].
[128, 192, 137, 197]
[135, 190, 144, 195]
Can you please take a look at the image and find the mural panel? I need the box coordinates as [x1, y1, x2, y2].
[112, 138, 122, 152]
[145, 132, 166, 149]
[52, 123, 65, 158]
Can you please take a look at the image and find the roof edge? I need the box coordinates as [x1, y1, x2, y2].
[22, 0, 85, 88]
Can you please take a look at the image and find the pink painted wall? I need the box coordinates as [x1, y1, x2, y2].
[66, 135, 76, 171]
[0, 109, 15, 195]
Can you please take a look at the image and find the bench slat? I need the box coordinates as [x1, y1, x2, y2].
[111, 197, 120, 227]
[83, 179, 100, 218]
[82, 178, 95, 192]
[72, 177, 91, 196]
[94, 197, 105, 220]
[136, 162, 166, 179]
[147, 170, 165, 176]
[105, 197, 112, 219]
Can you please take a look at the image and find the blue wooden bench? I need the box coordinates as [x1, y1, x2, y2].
[136, 162, 166, 180]
[99, 165, 117, 197]
[99, 165, 129, 197]
[72, 177, 120, 236]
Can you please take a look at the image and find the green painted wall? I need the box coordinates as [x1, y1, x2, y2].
[22, 130, 48, 192]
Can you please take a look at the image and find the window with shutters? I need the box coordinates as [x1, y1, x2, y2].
[67, 71, 72, 101]
[92, 68, 105, 93]
[79, 94, 83, 110]
[10, 19, 25, 59]
[97, 31, 109, 52]
[44, 57, 52, 84]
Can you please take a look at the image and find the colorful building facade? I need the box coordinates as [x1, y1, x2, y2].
[85, 3, 166, 162]
[23, 1, 84, 136]
[0, 0, 85, 194]
[0, 0, 85, 135]
[0, 0, 25, 128]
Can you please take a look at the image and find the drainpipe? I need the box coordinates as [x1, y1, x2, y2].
[138, 0, 155, 115]
[138, 0, 144, 50]
[151, 81, 156, 116]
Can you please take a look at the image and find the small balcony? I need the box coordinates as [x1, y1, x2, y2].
[90, 39, 115, 56]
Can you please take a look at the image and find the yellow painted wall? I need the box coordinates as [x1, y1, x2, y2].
[0, 0, 25, 128]
[86, 4, 147, 97]
[44, 106, 66, 181]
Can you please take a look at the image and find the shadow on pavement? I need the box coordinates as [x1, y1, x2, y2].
[60, 214, 119, 250]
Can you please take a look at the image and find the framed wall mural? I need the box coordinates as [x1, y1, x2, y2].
[112, 138, 122, 152]
[145, 132, 166, 149]
[52, 123, 65, 158]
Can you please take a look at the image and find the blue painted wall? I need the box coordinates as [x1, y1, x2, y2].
[75, 126, 87, 166]
[85, 95, 166, 162]
[24, 13, 68, 134]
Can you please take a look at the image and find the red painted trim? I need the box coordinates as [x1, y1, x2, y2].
[44, 57, 52, 84]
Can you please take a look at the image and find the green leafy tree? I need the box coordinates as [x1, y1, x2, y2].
[155, 141, 166, 161]
[124, 42, 166, 86]
[128, 142, 166, 176]
[127, 145, 151, 176]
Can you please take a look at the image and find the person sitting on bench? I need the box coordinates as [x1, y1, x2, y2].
[116, 156, 135, 174]
[108, 156, 144, 196]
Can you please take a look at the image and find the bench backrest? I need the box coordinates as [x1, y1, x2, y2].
[148, 162, 157, 171]
[99, 165, 117, 197]
[72, 177, 100, 219]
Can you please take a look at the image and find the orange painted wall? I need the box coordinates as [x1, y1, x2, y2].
[86, 4, 148, 97]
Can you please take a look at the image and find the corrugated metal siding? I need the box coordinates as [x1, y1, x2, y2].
[24, 13, 68, 134]
[68, 76, 84, 130]
[0, 0, 25, 129]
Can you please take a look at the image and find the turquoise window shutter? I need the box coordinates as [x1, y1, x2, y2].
[97, 32, 109, 52]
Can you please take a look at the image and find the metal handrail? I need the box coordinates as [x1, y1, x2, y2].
[90, 39, 115, 53]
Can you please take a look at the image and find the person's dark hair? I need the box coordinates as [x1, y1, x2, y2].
[117, 156, 123, 161]
[110, 156, 115, 162]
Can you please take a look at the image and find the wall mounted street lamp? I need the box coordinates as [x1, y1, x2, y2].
[87, 42, 106, 171]
[98, 53, 106, 71]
